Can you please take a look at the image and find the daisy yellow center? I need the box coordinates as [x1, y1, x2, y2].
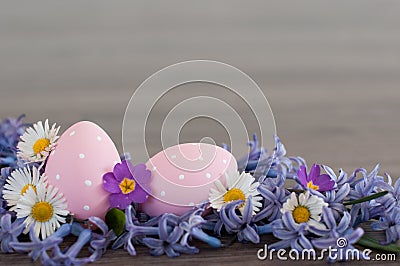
[119, 178, 136, 194]
[292, 205, 311, 224]
[21, 184, 36, 195]
[33, 138, 50, 155]
[32, 201, 54, 222]
[223, 188, 246, 203]
[307, 181, 319, 191]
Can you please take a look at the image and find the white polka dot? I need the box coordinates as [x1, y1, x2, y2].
[160, 191, 166, 197]
[179, 174, 185, 180]
[55, 174, 61, 180]
[198, 156, 204, 161]
[222, 159, 227, 164]
[84, 180, 92, 187]
[206, 173, 211, 179]
[152, 166, 157, 171]
[83, 205, 90, 211]
[69, 131, 75, 136]
[171, 155, 176, 159]
[96, 136, 102, 141]
[79, 153, 85, 159]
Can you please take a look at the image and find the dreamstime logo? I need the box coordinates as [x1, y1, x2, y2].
[336, 237, 347, 248]
[256, 241, 375, 261]
[122, 60, 276, 205]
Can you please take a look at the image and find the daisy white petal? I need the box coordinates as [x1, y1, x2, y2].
[2, 166, 47, 211]
[281, 191, 327, 229]
[15, 183, 69, 239]
[225, 171, 239, 188]
[214, 180, 227, 193]
[17, 119, 60, 163]
[208, 171, 261, 215]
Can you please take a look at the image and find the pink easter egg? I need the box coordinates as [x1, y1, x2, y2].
[141, 143, 237, 217]
[45, 121, 121, 220]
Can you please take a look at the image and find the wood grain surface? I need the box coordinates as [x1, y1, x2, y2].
[1, 1, 400, 265]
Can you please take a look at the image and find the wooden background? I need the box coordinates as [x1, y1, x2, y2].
[1, 1, 399, 264]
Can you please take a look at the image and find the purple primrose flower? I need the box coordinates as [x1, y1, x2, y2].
[297, 164, 335, 192]
[103, 160, 151, 210]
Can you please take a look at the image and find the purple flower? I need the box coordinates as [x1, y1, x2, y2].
[309, 183, 351, 221]
[137, 207, 218, 257]
[142, 214, 198, 257]
[51, 228, 93, 266]
[235, 133, 268, 173]
[0, 116, 29, 217]
[260, 135, 307, 182]
[323, 165, 354, 190]
[0, 214, 24, 253]
[10, 223, 70, 262]
[310, 207, 352, 237]
[0, 174, 9, 219]
[311, 207, 367, 262]
[16, 221, 114, 266]
[217, 198, 260, 244]
[0, 115, 27, 169]
[371, 206, 400, 244]
[179, 208, 221, 249]
[312, 227, 367, 262]
[224, 134, 306, 182]
[348, 165, 385, 225]
[255, 174, 290, 222]
[297, 164, 335, 192]
[112, 205, 160, 256]
[263, 135, 305, 181]
[103, 160, 151, 210]
[374, 174, 400, 215]
[270, 211, 313, 251]
[88, 216, 116, 261]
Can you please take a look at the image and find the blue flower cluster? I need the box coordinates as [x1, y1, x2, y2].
[0, 115, 27, 170]
[0, 213, 116, 265]
[0, 116, 28, 218]
[113, 205, 220, 257]
[1, 116, 400, 265]
[216, 133, 400, 261]
[371, 176, 400, 244]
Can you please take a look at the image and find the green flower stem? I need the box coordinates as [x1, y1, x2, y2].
[343, 191, 388, 206]
[357, 235, 400, 253]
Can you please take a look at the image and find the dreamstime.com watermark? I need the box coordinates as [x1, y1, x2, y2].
[257, 238, 398, 261]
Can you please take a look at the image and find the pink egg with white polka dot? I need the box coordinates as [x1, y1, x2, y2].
[45, 121, 121, 220]
[141, 143, 238, 217]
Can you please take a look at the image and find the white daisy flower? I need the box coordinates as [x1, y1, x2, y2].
[2, 166, 47, 211]
[17, 119, 60, 163]
[281, 191, 327, 229]
[209, 171, 262, 215]
[16, 183, 69, 239]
